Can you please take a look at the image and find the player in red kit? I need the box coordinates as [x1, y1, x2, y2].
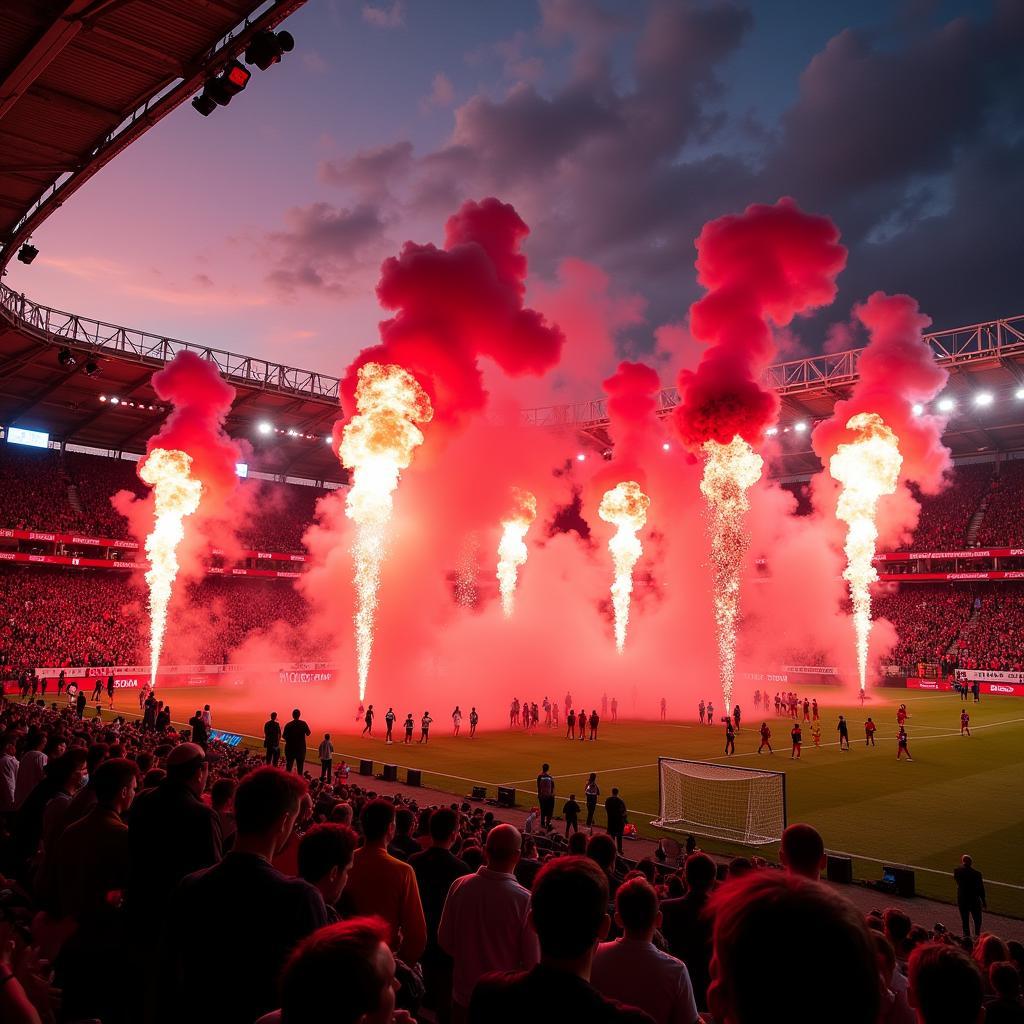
[758, 721, 773, 754]
[960, 710, 970, 736]
[790, 722, 802, 759]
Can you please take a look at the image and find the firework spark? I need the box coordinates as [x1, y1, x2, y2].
[455, 533, 480, 608]
[339, 362, 433, 699]
[139, 448, 203, 688]
[829, 412, 902, 692]
[497, 488, 537, 618]
[598, 481, 650, 652]
[701, 436, 763, 714]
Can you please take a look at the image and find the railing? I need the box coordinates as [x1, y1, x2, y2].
[523, 313, 1024, 429]
[0, 283, 340, 402]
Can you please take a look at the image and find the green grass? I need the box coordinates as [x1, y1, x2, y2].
[145, 687, 1024, 916]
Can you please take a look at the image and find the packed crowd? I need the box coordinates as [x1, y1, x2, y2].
[1, 696, 1020, 1024]
[903, 463, 995, 551]
[0, 568, 312, 677]
[976, 461, 1024, 548]
[947, 585, 1024, 673]
[872, 586, 974, 671]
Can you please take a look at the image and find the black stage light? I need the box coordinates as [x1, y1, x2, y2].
[17, 243, 38, 265]
[83, 359, 99, 377]
[245, 29, 295, 70]
[57, 347, 77, 369]
[192, 61, 251, 116]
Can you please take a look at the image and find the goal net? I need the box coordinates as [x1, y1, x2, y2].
[653, 757, 786, 846]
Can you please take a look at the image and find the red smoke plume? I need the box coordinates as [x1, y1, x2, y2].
[674, 197, 847, 447]
[811, 291, 951, 547]
[340, 197, 565, 427]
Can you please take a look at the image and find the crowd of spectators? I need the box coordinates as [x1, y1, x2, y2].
[947, 584, 1024, 674]
[902, 464, 995, 551]
[872, 586, 974, 671]
[1, 696, 1021, 1024]
[975, 461, 1024, 548]
[0, 568, 312, 677]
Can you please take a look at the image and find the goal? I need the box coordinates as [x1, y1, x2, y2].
[653, 757, 786, 846]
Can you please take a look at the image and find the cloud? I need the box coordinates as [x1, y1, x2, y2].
[301, 51, 329, 74]
[362, 1, 404, 29]
[420, 71, 455, 113]
[319, 140, 415, 202]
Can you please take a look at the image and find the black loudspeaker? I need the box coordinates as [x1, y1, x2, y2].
[359, 759, 373, 777]
[383, 764, 398, 782]
[497, 786, 516, 807]
[406, 768, 421, 787]
[885, 865, 915, 898]
[827, 854, 853, 884]
[471, 786, 487, 800]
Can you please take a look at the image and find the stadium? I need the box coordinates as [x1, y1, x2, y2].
[1, 3, 1023, 1024]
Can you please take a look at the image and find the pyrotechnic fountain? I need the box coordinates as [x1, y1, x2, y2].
[139, 448, 202, 688]
[496, 488, 537, 618]
[339, 361, 433, 699]
[700, 436, 763, 714]
[829, 412, 902, 692]
[598, 481, 650, 652]
[455, 533, 480, 608]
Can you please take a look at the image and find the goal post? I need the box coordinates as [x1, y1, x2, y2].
[653, 757, 786, 846]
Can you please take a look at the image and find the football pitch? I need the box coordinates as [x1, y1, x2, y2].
[134, 686, 1024, 916]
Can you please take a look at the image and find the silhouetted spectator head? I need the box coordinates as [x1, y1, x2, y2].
[234, 767, 306, 850]
[166, 742, 207, 792]
[780, 823, 825, 878]
[428, 807, 458, 845]
[884, 908, 913, 955]
[614, 877, 660, 940]
[278, 917, 396, 1024]
[92, 757, 138, 813]
[684, 852, 717, 893]
[530, 856, 610, 962]
[292, 709, 301, 720]
[330, 801, 353, 827]
[394, 807, 414, 837]
[728, 857, 753, 879]
[567, 831, 587, 855]
[484, 823, 521, 872]
[361, 799, 396, 844]
[586, 832, 617, 872]
[298, 824, 358, 906]
[143, 768, 166, 788]
[707, 872, 880, 1024]
[908, 943, 983, 1024]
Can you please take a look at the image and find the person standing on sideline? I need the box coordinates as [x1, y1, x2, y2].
[812, 698, 819, 721]
[960, 709, 970, 736]
[953, 854, 986, 939]
[661, 697, 667, 721]
[419, 711, 433, 743]
[283, 708, 311, 774]
[837, 715, 850, 751]
[605, 787, 627, 854]
[758, 721, 772, 754]
[589, 709, 600, 740]
[724, 720, 735, 756]
[75, 688, 86, 720]
[733, 704, 741, 731]
[864, 717, 876, 747]
[897, 725, 912, 761]
[469, 707, 478, 737]
[611, 696, 618, 721]
[698, 700, 705, 724]
[790, 721, 802, 759]
[579, 709, 588, 741]
[567, 708, 576, 738]
[106, 674, 115, 707]
[318, 734, 334, 782]
[384, 707, 396, 744]
[585, 772, 600, 833]
[362, 704, 374, 736]
[452, 706, 462, 736]
[707, 701, 714, 724]
[404, 713, 414, 744]
[537, 763, 556, 831]
[563, 793, 581, 836]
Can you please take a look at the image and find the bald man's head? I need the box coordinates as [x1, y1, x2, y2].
[485, 824, 522, 871]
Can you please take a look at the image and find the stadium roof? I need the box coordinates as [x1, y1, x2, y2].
[0, 0, 306, 273]
[2, 283, 1023, 484]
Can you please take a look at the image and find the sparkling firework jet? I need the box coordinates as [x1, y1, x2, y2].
[339, 362, 433, 700]
[455, 533, 479, 608]
[598, 481, 650, 652]
[829, 412, 902, 692]
[139, 448, 203, 688]
[496, 488, 537, 618]
[700, 436, 763, 714]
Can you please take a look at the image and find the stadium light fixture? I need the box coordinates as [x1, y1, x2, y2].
[245, 30, 295, 71]
[83, 359, 99, 377]
[765, 427, 778, 436]
[576, 453, 586, 462]
[324, 435, 332, 444]
[192, 61, 251, 116]
[99, 395, 107, 402]
[1016, 388, 1024, 401]
[57, 347, 76, 369]
[257, 421, 273, 435]
[662, 442, 671, 450]
[109, 397, 120, 405]
[911, 403, 924, 416]
[17, 243, 38, 265]
[974, 392, 994, 407]
[937, 397, 955, 413]
[794, 421, 808, 433]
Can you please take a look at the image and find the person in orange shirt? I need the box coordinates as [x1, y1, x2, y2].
[341, 799, 427, 966]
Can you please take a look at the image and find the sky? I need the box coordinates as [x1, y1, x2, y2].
[6, 0, 1022, 404]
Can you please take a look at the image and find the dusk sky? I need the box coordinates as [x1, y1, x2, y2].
[6, 0, 1021, 403]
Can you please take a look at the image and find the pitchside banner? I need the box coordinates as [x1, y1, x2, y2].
[2, 662, 340, 694]
[739, 665, 841, 685]
[907, 677, 1024, 697]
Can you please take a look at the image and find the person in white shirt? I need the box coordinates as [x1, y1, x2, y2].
[438, 823, 539, 1017]
[0, 738, 18, 813]
[201, 704, 213, 731]
[591, 877, 700, 1024]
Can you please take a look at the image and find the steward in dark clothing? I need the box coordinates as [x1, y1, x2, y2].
[604, 791, 627, 853]
[282, 711, 311, 774]
[263, 714, 282, 765]
[953, 857, 987, 937]
[661, 888, 713, 1010]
